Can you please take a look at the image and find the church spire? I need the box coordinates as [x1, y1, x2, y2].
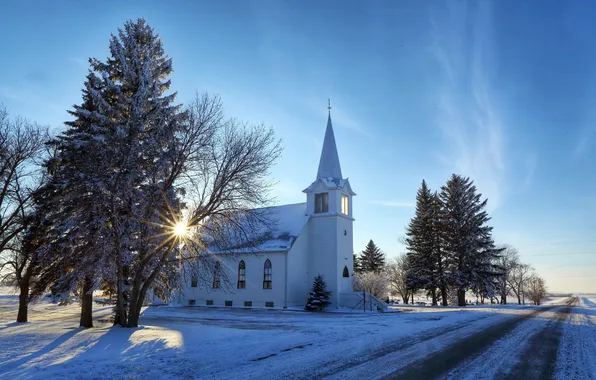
[317, 99, 343, 180]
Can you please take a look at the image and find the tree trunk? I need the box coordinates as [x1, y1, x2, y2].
[114, 277, 127, 327]
[80, 276, 94, 328]
[17, 275, 31, 323]
[500, 290, 507, 304]
[411, 292, 414, 304]
[457, 289, 466, 307]
[522, 290, 525, 305]
[122, 244, 174, 328]
[441, 286, 448, 306]
[127, 281, 140, 328]
[431, 288, 437, 306]
[127, 309, 140, 327]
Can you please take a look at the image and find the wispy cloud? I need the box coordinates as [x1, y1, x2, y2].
[573, 130, 595, 159]
[329, 104, 370, 137]
[522, 153, 537, 189]
[431, 1, 505, 212]
[369, 200, 415, 208]
[303, 97, 371, 138]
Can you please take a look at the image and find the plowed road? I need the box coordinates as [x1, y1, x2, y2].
[314, 297, 595, 380]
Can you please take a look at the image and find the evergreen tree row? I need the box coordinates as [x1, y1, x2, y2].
[405, 175, 504, 307]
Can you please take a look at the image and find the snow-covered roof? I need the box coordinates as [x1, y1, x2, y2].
[211, 203, 309, 254]
[316, 114, 343, 180]
[303, 177, 356, 195]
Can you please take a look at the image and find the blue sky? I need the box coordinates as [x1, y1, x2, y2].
[1, 0, 595, 292]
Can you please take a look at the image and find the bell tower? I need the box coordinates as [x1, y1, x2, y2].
[303, 100, 356, 307]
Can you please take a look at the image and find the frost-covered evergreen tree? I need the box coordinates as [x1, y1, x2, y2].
[32, 19, 186, 327]
[28, 73, 111, 328]
[32, 19, 281, 328]
[360, 240, 386, 273]
[439, 174, 503, 306]
[86, 19, 185, 327]
[432, 193, 450, 306]
[305, 274, 331, 311]
[405, 180, 442, 305]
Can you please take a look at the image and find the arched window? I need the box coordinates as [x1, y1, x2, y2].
[263, 259, 272, 289]
[191, 275, 198, 287]
[237, 261, 246, 289]
[212, 262, 221, 289]
[343, 266, 350, 278]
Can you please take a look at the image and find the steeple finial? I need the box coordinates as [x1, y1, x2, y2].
[327, 98, 332, 114]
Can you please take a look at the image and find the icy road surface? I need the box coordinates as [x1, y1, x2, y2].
[0, 292, 594, 379]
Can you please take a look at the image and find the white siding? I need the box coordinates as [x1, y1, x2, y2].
[181, 252, 287, 308]
[307, 215, 340, 306]
[286, 227, 310, 307]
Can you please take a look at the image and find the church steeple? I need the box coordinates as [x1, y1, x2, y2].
[316, 99, 343, 180]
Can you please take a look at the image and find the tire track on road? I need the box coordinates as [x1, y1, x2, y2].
[442, 300, 575, 380]
[383, 300, 573, 380]
[311, 312, 497, 379]
[506, 301, 574, 379]
[555, 297, 596, 380]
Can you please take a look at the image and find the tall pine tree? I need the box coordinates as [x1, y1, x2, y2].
[439, 174, 503, 306]
[432, 192, 449, 306]
[360, 240, 386, 273]
[36, 19, 186, 327]
[405, 180, 445, 306]
[27, 72, 110, 327]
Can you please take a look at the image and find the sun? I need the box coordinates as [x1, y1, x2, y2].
[173, 221, 188, 237]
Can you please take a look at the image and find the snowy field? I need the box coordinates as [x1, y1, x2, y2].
[0, 289, 594, 379]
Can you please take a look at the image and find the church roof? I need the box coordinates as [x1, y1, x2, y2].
[316, 113, 343, 180]
[210, 203, 309, 254]
[302, 176, 355, 195]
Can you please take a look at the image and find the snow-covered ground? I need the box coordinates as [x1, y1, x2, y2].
[0, 289, 593, 379]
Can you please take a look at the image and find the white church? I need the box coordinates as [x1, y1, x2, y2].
[180, 108, 386, 310]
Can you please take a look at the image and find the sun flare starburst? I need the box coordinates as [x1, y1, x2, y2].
[173, 221, 188, 237]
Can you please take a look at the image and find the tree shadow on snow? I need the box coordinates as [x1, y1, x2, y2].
[34, 325, 174, 377]
[0, 321, 24, 332]
[2, 327, 83, 371]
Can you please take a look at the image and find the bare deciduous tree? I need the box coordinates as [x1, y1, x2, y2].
[496, 244, 520, 304]
[0, 105, 48, 322]
[115, 93, 281, 327]
[525, 273, 547, 305]
[386, 254, 410, 304]
[354, 271, 389, 300]
[508, 262, 533, 305]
